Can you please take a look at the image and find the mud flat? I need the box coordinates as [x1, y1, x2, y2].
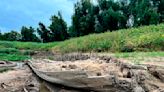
[0, 63, 41, 92]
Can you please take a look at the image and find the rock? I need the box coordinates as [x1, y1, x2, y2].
[61, 65, 67, 68]
[122, 68, 130, 78]
[96, 72, 102, 76]
[155, 69, 164, 82]
[148, 67, 164, 82]
[131, 65, 147, 70]
[116, 78, 132, 92]
[133, 86, 145, 92]
[68, 64, 77, 69]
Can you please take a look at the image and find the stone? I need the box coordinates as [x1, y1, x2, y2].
[133, 86, 145, 92]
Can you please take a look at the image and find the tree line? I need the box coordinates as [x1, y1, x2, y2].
[0, 0, 164, 42]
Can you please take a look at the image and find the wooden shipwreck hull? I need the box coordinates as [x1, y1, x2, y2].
[27, 61, 118, 92]
[27, 57, 164, 92]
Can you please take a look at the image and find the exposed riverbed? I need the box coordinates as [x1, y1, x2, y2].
[0, 62, 87, 92]
[0, 53, 164, 92]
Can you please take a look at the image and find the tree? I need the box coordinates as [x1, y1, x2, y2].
[37, 22, 51, 43]
[71, 0, 95, 37]
[158, 0, 164, 22]
[21, 26, 40, 42]
[49, 12, 68, 41]
[3, 31, 21, 41]
[129, 0, 159, 26]
[68, 26, 76, 37]
[0, 31, 3, 40]
[94, 18, 103, 33]
[95, 0, 127, 32]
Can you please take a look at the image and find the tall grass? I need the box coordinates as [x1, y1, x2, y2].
[0, 41, 59, 50]
[0, 24, 163, 53]
[52, 24, 164, 53]
[0, 53, 30, 61]
[0, 41, 59, 61]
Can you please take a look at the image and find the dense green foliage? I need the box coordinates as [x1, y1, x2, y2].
[49, 12, 69, 41]
[70, 0, 96, 37]
[2, 31, 21, 41]
[37, 12, 69, 42]
[37, 22, 51, 43]
[129, 0, 159, 26]
[69, 0, 164, 37]
[1, 0, 164, 43]
[21, 26, 40, 42]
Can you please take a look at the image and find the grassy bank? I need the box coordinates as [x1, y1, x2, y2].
[113, 51, 164, 65]
[0, 24, 164, 53]
[0, 24, 163, 61]
[0, 48, 30, 61]
[0, 41, 59, 61]
[0, 41, 58, 50]
[53, 24, 164, 53]
[114, 51, 164, 58]
[0, 53, 30, 61]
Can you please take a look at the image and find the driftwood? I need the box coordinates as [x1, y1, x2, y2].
[0, 61, 16, 68]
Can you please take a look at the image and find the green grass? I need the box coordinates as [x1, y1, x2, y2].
[0, 41, 59, 51]
[114, 51, 164, 58]
[0, 48, 20, 54]
[0, 24, 163, 62]
[0, 47, 31, 61]
[52, 24, 164, 53]
[0, 41, 58, 61]
[0, 53, 30, 61]
[113, 51, 164, 65]
[0, 23, 164, 54]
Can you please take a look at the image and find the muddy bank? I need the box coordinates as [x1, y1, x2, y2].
[0, 63, 40, 92]
[0, 62, 89, 92]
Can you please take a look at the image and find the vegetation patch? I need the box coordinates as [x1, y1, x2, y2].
[0, 48, 20, 54]
[52, 24, 164, 53]
[0, 24, 164, 55]
[114, 52, 164, 58]
[0, 24, 163, 54]
[0, 54, 30, 61]
[0, 41, 58, 50]
[113, 51, 164, 65]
